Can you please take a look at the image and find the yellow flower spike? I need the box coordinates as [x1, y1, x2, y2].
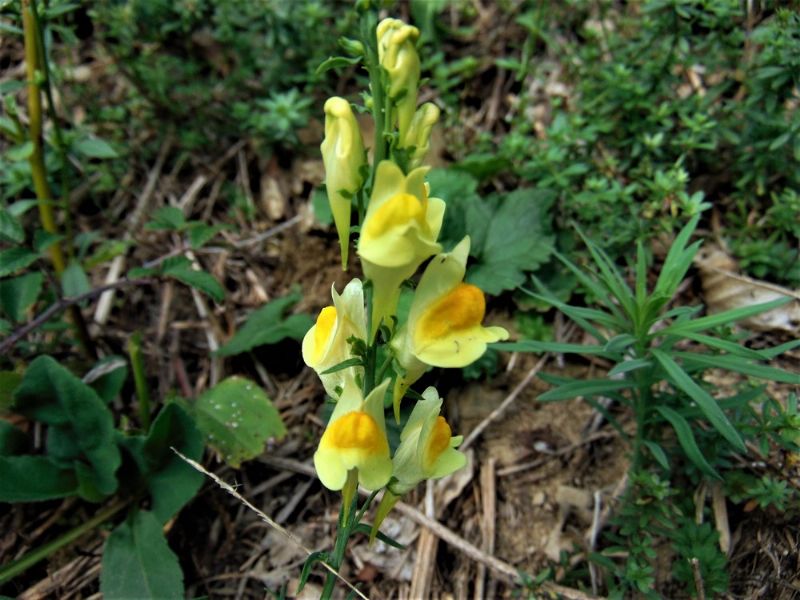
[314, 378, 393, 491]
[400, 102, 440, 168]
[358, 161, 445, 335]
[389, 387, 466, 495]
[302, 279, 367, 398]
[377, 18, 421, 143]
[321, 97, 366, 269]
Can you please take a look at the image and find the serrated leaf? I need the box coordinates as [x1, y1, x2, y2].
[73, 136, 119, 159]
[162, 260, 224, 303]
[145, 206, 186, 231]
[217, 292, 313, 356]
[0, 209, 24, 243]
[427, 168, 483, 250]
[652, 349, 745, 453]
[191, 377, 286, 468]
[100, 511, 184, 599]
[14, 356, 121, 501]
[0, 271, 43, 322]
[0, 247, 39, 277]
[655, 406, 719, 479]
[466, 188, 556, 294]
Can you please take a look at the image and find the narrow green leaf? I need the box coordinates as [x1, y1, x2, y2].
[297, 551, 328, 593]
[655, 406, 719, 479]
[608, 358, 652, 377]
[100, 511, 184, 599]
[316, 55, 362, 75]
[190, 377, 286, 468]
[320, 357, 364, 375]
[660, 297, 791, 335]
[538, 378, 632, 402]
[653, 215, 700, 298]
[679, 332, 766, 360]
[642, 440, 670, 472]
[73, 136, 119, 159]
[492, 340, 612, 356]
[652, 349, 745, 452]
[353, 523, 406, 549]
[676, 352, 800, 384]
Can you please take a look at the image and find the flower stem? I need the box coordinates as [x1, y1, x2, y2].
[128, 331, 152, 431]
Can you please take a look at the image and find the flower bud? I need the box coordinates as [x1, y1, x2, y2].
[377, 18, 420, 144]
[321, 97, 366, 269]
[401, 102, 440, 168]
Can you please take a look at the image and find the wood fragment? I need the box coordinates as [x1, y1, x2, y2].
[409, 481, 437, 600]
[474, 458, 496, 600]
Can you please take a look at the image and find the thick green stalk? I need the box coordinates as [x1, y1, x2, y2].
[0, 500, 128, 585]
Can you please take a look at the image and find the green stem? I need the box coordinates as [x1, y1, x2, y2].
[0, 500, 128, 585]
[128, 332, 151, 431]
[22, 0, 95, 360]
[321, 501, 351, 599]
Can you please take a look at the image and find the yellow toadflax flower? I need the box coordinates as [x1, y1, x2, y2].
[321, 97, 366, 269]
[370, 386, 465, 541]
[390, 236, 508, 417]
[302, 279, 366, 398]
[377, 18, 421, 146]
[358, 160, 445, 336]
[314, 378, 393, 491]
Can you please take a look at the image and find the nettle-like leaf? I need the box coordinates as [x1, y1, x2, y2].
[117, 403, 204, 523]
[12, 356, 121, 501]
[429, 168, 556, 294]
[187, 376, 286, 467]
[0, 271, 43, 322]
[100, 510, 184, 600]
[217, 291, 313, 356]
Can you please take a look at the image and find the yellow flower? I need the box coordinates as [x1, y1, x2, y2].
[390, 386, 466, 494]
[400, 102, 440, 168]
[377, 18, 420, 145]
[302, 279, 366, 398]
[358, 160, 445, 336]
[314, 378, 393, 491]
[390, 236, 508, 416]
[321, 97, 366, 269]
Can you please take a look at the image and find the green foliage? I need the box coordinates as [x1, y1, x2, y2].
[467, 1, 800, 286]
[100, 510, 184, 599]
[217, 291, 313, 357]
[500, 216, 799, 595]
[428, 167, 556, 294]
[188, 376, 286, 468]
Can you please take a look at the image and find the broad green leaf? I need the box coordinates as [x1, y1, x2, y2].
[538, 378, 632, 402]
[33, 230, 64, 253]
[466, 188, 556, 294]
[117, 403, 204, 523]
[162, 258, 224, 303]
[187, 223, 220, 248]
[84, 356, 129, 404]
[427, 167, 484, 250]
[217, 291, 313, 356]
[311, 187, 333, 226]
[655, 405, 719, 479]
[0, 247, 39, 277]
[0, 272, 43, 322]
[190, 377, 286, 468]
[676, 352, 800, 384]
[73, 136, 119, 159]
[0, 209, 24, 243]
[6, 141, 34, 161]
[0, 421, 27, 456]
[61, 260, 91, 298]
[100, 511, 184, 600]
[14, 356, 121, 500]
[0, 455, 78, 501]
[0, 371, 22, 411]
[7, 200, 39, 217]
[660, 297, 791, 335]
[652, 349, 745, 452]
